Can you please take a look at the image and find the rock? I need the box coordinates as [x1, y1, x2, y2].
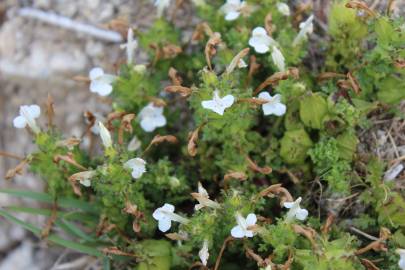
[0, 241, 41, 270]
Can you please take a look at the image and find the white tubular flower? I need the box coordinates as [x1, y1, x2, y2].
[220, 0, 246, 21]
[199, 239, 209, 266]
[98, 122, 112, 148]
[124, 158, 147, 179]
[154, 0, 171, 17]
[397, 249, 405, 270]
[89, 67, 117, 96]
[238, 59, 248, 68]
[139, 103, 167, 132]
[191, 182, 221, 210]
[120, 28, 138, 65]
[258, 92, 286, 116]
[201, 90, 235, 115]
[231, 213, 257, 238]
[271, 46, 285, 72]
[277, 2, 290, 16]
[13, 104, 41, 134]
[152, 203, 190, 232]
[248, 27, 277, 54]
[283, 197, 308, 222]
[127, 135, 142, 152]
[293, 15, 314, 46]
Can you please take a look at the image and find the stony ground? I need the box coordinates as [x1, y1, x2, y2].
[0, 0, 404, 269]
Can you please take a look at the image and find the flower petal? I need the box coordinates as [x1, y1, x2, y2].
[252, 27, 267, 36]
[258, 92, 271, 100]
[13, 116, 27, 129]
[296, 208, 308, 221]
[158, 218, 172, 232]
[90, 81, 113, 96]
[27, 105, 41, 118]
[221, 95, 235, 108]
[152, 209, 164, 220]
[231, 225, 245, 238]
[140, 118, 157, 132]
[283, 201, 295, 209]
[153, 114, 167, 128]
[225, 11, 240, 21]
[253, 43, 270, 54]
[246, 213, 257, 226]
[162, 203, 175, 213]
[89, 67, 104, 80]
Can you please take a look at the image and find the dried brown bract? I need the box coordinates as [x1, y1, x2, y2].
[346, 1, 377, 17]
[192, 22, 214, 42]
[205, 32, 222, 70]
[394, 59, 405, 69]
[104, 18, 129, 37]
[118, 113, 135, 144]
[165, 232, 188, 241]
[254, 68, 299, 95]
[5, 159, 29, 180]
[56, 137, 81, 150]
[53, 153, 87, 170]
[168, 67, 183, 86]
[317, 72, 346, 82]
[355, 227, 390, 255]
[256, 184, 294, 206]
[102, 247, 139, 258]
[225, 48, 250, 74]
[246, 156, 272, 174]
[188, 124, 204, 157]
[264, 13, 274, 35]
[224, 171, 248, 181]
[164, 85, 192, 97]
[46, 94, 55, 127]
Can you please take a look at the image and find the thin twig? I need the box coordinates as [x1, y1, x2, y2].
[214, 237, 233, 270]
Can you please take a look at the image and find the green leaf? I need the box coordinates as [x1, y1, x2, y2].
[280, 129, 313, 165]
[0, 208, 104, 257]
[299, 93, 328, 129]
[0, 189, 98, 214]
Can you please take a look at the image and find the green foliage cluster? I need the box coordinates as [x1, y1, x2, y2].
[2, 1, 405, 270]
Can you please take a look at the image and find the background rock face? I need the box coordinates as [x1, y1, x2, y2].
[0, 1, 154, 268]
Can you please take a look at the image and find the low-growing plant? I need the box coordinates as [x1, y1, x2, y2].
[2, 0, 405, 269]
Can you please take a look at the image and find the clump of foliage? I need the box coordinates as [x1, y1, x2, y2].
[2, 0, 405, 269]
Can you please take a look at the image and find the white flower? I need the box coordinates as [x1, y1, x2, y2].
[248, 27, 277, 54]
[13, 104, 41, 134]
[98, 122, 112, 148]
[89, 67, 117, 96]
[397, 249, 405, 270]
[124, 158, 147, 179]
[220, 0, 246, 21]
[152, 203, 189, 232]
[199, 239, 209, 266]
[277, 3, 290, 16]
[154, 0, 171, 17]
[120, 28, 137, 65]
[283, 197, 308, 222]
[191, 182, 221, 210]
[231, 213, 257, 238]
[293, 15, 314, 46]
[201, 90, 235, 115]
[271, 46, 285, 72]
[258, 92, 286, 116]
[128, 135, 142, 152]
[139, 103, 167, 132]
